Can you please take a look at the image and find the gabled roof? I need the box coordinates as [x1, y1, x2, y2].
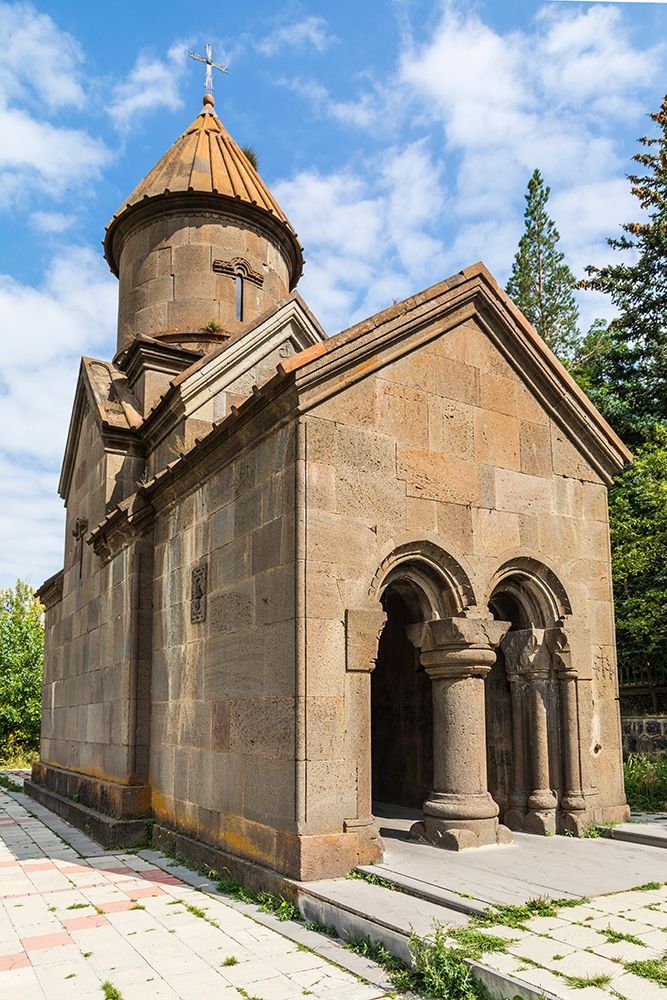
[58, 359, 142, 501]
[281, 262, 632, 482]
[121, 263, 630, 519]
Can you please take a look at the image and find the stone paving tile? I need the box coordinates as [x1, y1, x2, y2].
[0, 785, 400, 999]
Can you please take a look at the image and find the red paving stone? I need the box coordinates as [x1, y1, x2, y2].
[0, 952, 30, 972]
[107, 866, 133, 875]
[23, 862, 55, 872]
[0, 861, 19, 868]
[60, 864, 92, 874]
[22, 931, 72, 951]
[97, 899, 138, 913]
[62, 914, 109, 931]
[124, 885, 165, 899]
[141, 869, 182, 884]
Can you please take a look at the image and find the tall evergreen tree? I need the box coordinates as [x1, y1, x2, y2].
[580, 95, 667, 447]
[506, 169, 580, 359]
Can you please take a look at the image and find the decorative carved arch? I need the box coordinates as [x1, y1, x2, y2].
[486, 556, 572, 630]
[368, 540, 476, 621]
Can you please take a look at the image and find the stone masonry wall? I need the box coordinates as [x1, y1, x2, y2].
[302, 315, 625, 834]
[40, 404, 148, 788]
[149, 421, 300, 872]
[117, 213, 290, 351]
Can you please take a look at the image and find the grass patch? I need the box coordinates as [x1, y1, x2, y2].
[101, 983, 124, 1000]
[473, 896, 588, 930]
[221, 955, 238, 966]
[346, 868, 405, 893]
[447, 928, 511, 958]
[626, 958, 667, 987]
[633, 882, 662, 891]
[624, 753, 667, 813]
[66, 902, 89, 910]
[566, 973, 612, 988]
[184, 902, 219, 928]
[602, 927, 646, 947]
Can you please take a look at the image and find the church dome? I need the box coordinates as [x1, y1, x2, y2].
[104, 97, 304, 353]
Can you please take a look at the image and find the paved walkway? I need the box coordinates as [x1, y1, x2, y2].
[0, 785, 398, 1000]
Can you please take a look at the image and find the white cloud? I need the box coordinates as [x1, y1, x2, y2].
[108, 41, 189, 129]
[257, 16, 335, 56]
[30, 211, 76, 234]
[0, 2, 85, 110]
[0, 106, 108, 207]
[0, 3, 109, 211]
[281, 1, 663, 334]
[275, 141, 448, 331]
[0, 246, 117, 586]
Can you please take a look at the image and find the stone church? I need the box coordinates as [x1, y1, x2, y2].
[32, 93, 631, 882]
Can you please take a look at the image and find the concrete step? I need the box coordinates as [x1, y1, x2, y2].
[603, 821, 667, 850]
[296, 876, 470, 965]
[356, 864, 490, 917]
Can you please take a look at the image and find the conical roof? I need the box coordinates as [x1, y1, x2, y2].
[104, 97, 302, 278]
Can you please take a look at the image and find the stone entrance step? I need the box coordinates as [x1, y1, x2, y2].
[603, 820, 667, 850]
[296, 876, 470, 965]
[356, 864, 490, 917]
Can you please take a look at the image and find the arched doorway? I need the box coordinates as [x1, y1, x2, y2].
[368, 543, 475, 819]
[372, 583, 433, 810]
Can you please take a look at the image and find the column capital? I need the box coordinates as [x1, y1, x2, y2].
[501, 627, 550, 678]
[408, 615, 511, 679]
[545, 626, 577, 679]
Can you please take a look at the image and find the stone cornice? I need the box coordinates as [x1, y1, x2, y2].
[139, 293, 325, 455]
[36, 569, 63, 610]
[104, 193, 304, 289]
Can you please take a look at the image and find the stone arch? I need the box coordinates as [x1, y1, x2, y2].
[486, 556, 572, 630]
[364, 542, 475, 813]
[368, 540, 476, 621]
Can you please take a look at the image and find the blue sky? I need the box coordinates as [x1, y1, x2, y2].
[1, 0, 666, 588]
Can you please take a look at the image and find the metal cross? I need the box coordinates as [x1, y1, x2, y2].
[188, 43, 228, 97]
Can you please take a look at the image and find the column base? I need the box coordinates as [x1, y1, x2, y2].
[410, 816, 513, 850]
[559, 809, 588, 836]
[525, 809, 557, 836]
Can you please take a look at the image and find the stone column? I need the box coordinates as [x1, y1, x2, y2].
[501, 628, 557, 835]
[506, 672, 529, 830]
[547, 628, 587, 834]
[407, 616, 512, 851]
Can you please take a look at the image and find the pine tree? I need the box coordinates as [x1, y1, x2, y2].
[580, 95, 667, 447]
[506, 169, 580, 359]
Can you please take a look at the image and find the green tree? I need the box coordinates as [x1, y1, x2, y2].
[580, 95, 667, 448]
[609, 428, 667, 695]
[0, 580, 44, 763]
[506, 168, 580, 359]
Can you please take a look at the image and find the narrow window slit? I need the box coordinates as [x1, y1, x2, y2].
[235, 274, 244, 321]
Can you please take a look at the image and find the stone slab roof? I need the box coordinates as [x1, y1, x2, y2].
[107, 101, 289, 226]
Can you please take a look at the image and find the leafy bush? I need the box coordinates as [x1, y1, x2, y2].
[0, 580, 44, 764]
[624, 753, 667, 813]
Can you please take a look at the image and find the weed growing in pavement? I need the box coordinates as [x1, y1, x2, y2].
[567, 973, 612, 988]
[472, 895, 588, 930]
[236, 989, 262, 1000]
[626, 958, 667, 987]
[183, 901, 220, 929]
[221, 956, 238, 966]
[602, 927, 646, 946]
[101, 982, 124, 1000]
[66, 902, 89, 910]
[346, 868, 406, 893]
[82, 951, 92, 958]
[632, 882, 662, 892]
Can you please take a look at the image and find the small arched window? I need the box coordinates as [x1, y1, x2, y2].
[235, 274, 244, 322]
